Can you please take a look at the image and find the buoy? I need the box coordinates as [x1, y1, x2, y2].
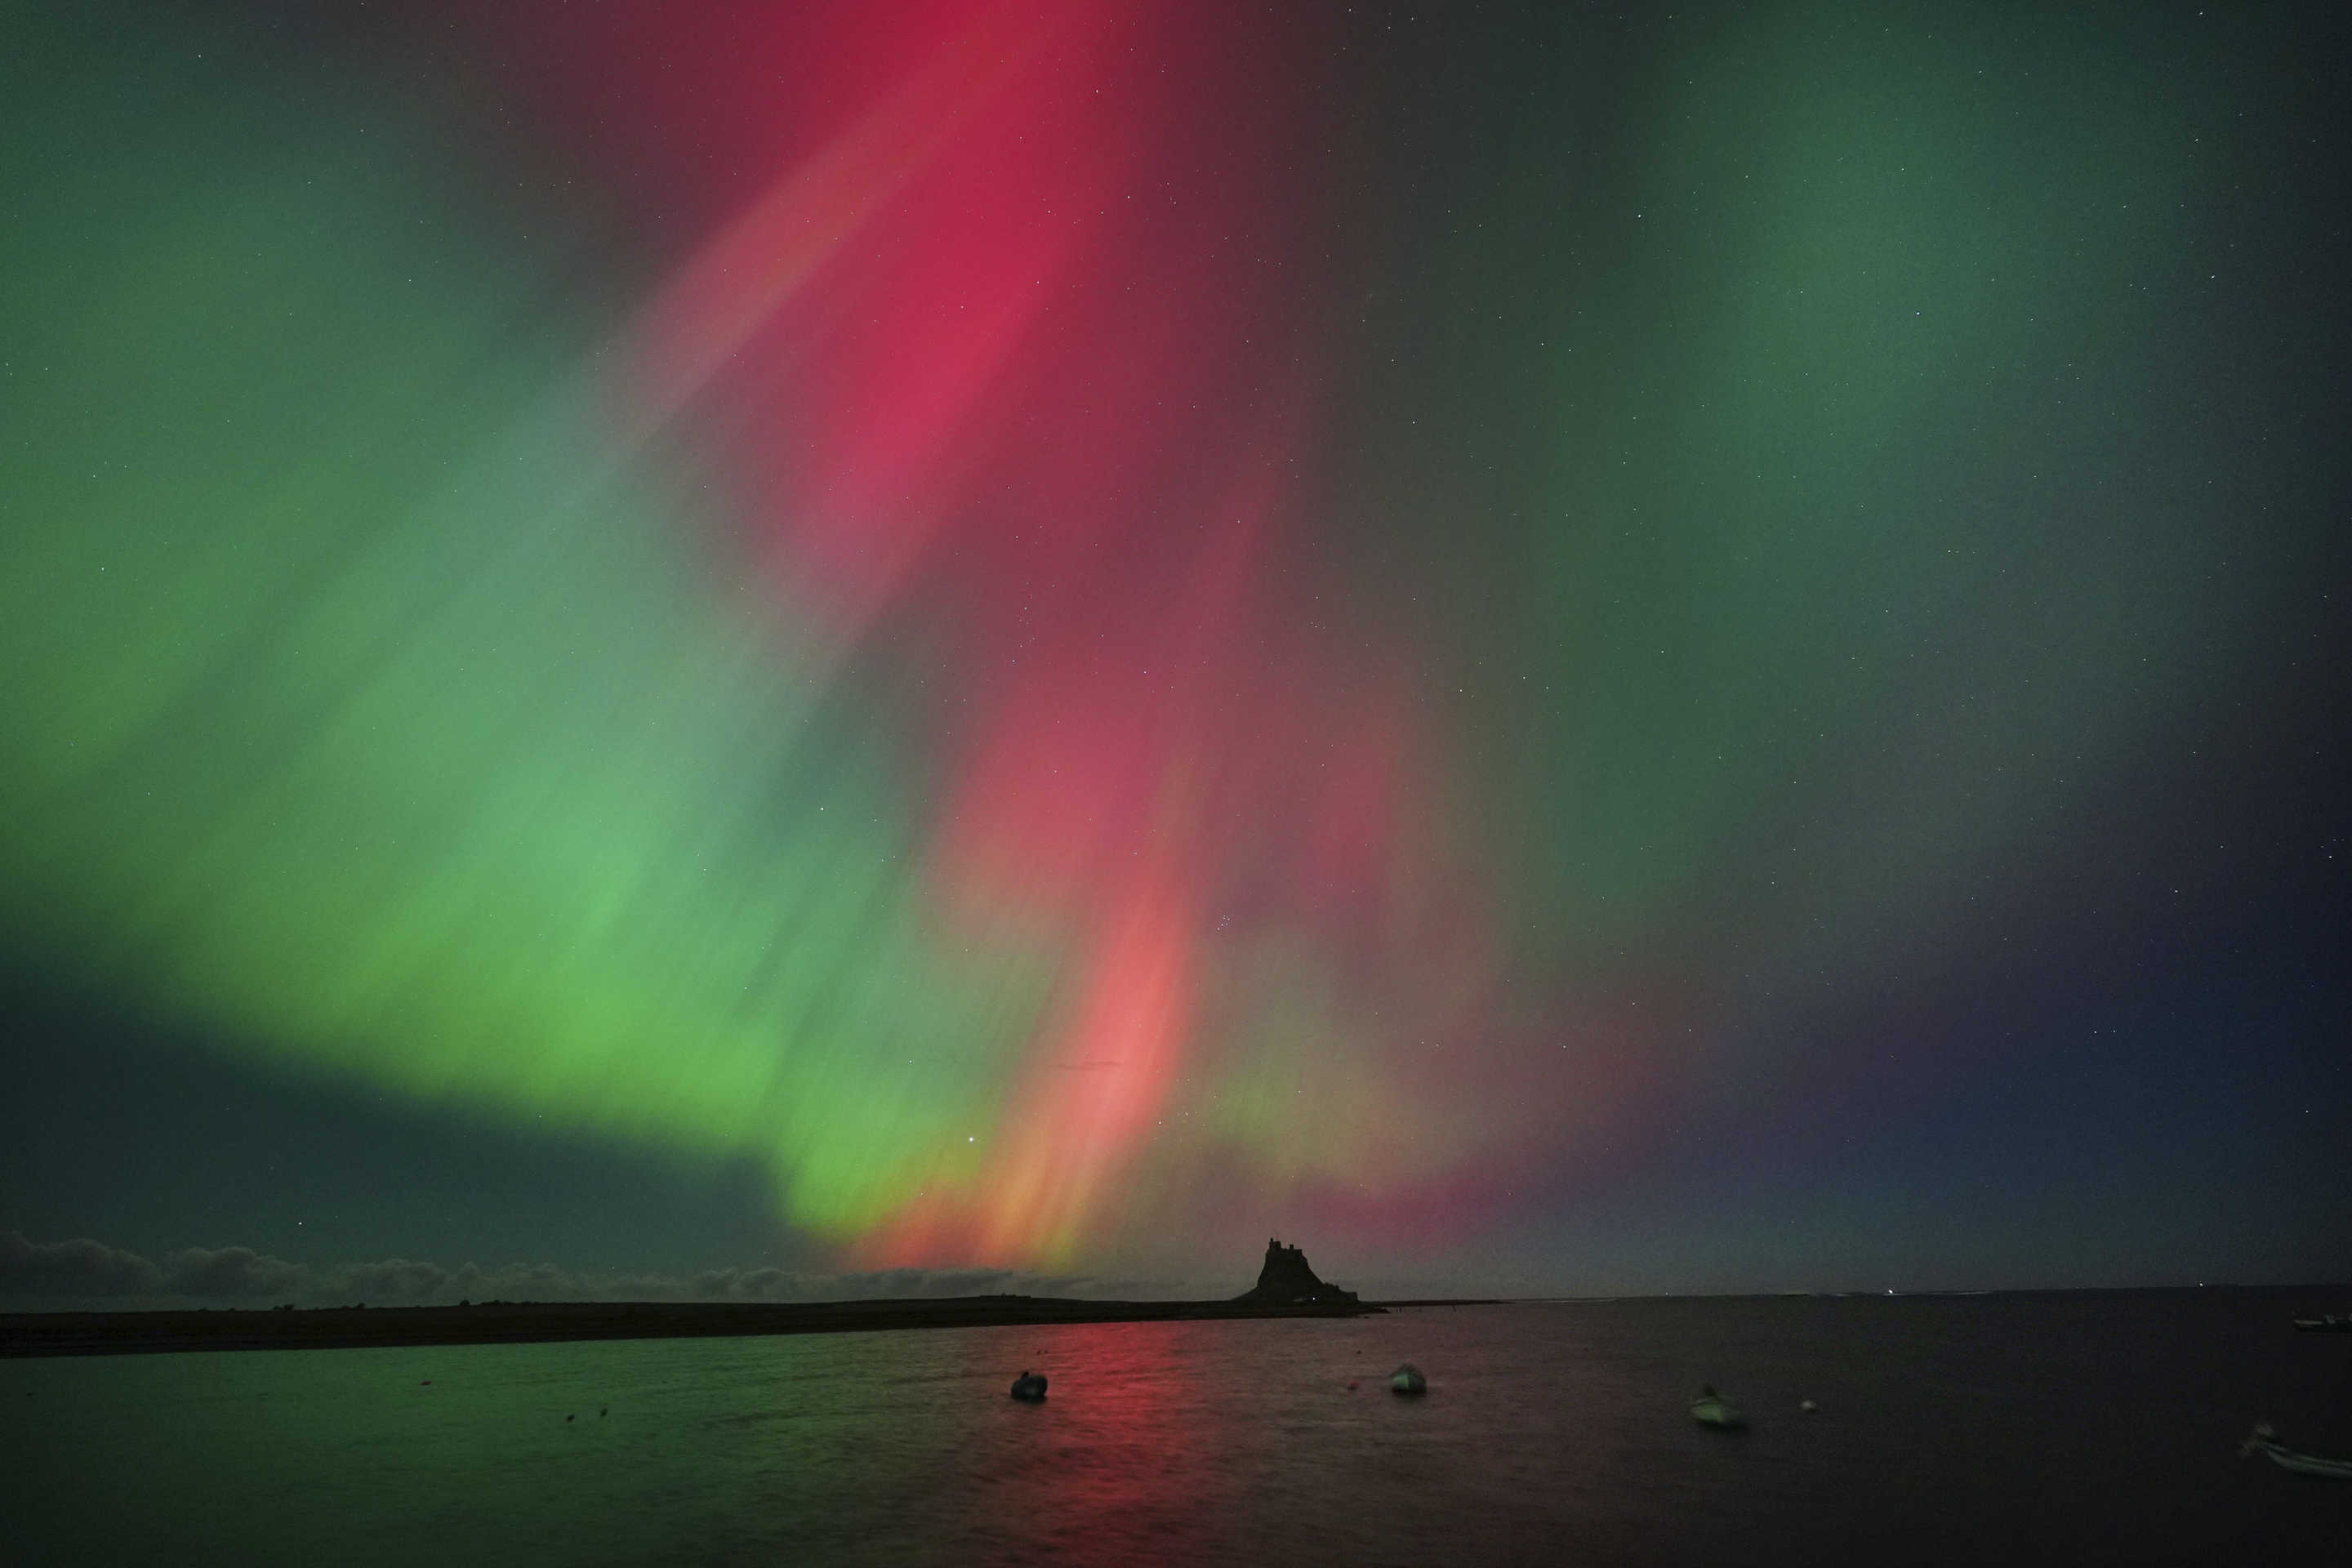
[1009, 1370, 1049, 1401]
[1690, 1385, 1745, 1428]
[1347, 1379, 1359, 1391]
[565, 1414, 575, 1423]
[1390, 1364, 1427, 1396]
[1799, 1399, 1818, 1414]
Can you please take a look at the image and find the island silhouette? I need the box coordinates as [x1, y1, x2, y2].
[1234, 1237, 1361, 1307]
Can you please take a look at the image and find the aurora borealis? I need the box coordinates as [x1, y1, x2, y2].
[4, 0, 2347, 1298]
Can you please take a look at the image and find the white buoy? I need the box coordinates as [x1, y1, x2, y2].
[1799, 1399, 1819, 1414]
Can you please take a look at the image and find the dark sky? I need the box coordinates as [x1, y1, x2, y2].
[3, 0, 2347, 1305]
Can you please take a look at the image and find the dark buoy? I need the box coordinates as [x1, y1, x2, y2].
[1390, 1364, 1427, 1396]
[565, 1414, 575, 1423]
[600, 1406, 608, 1418]
[1009, 1370, 1049, 1401]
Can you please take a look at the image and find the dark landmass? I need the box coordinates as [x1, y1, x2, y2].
[1, 1238, 1400, 1358]
[1232, 1236, 1361, 1307]
[0, 1292, 1388, 1358]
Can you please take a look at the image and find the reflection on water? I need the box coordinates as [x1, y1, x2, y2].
[960, 1321, 1238, 1561]
[3, 1296, 2347, 1565]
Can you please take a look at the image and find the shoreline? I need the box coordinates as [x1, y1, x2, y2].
[0, 1294, 1397, 1358]
[15, 1285, 2323, 1359]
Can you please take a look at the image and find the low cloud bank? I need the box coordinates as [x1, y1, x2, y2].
[1, 1231, 1129, 1309]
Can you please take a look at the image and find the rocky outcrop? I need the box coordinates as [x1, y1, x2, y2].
[1232, 1237, 1360, 1306]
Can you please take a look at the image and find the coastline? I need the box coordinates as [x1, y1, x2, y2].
[0, 1294, 1392, 1359]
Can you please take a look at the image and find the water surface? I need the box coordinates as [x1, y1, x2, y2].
[5, 1291, 2348, 1563]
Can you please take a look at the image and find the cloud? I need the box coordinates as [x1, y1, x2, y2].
[0, 1232, 1138, 1308]
[679, 1265, 1100, 1303]
[163, 1245, 310, 1299]
[0, 1231, 165, 1296]
[339, 1257, 452, 1303]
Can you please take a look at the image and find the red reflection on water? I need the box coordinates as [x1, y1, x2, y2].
[965, 1320, 1241, 1563]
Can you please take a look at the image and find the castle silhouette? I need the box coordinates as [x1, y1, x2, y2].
[1232, 1236, 1361, 1306]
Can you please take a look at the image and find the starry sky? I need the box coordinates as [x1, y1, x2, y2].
[3, 0, 2347, 1305]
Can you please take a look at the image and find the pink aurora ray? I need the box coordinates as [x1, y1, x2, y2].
[495, 0, 1628, 1265]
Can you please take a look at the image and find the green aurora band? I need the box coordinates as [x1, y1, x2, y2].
[1, 18, 1040, 1240]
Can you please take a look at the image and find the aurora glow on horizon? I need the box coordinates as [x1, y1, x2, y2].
[4, 0, 2347, 1298]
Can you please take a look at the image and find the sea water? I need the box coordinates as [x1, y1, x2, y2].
[4, 1291, 2347, 1564]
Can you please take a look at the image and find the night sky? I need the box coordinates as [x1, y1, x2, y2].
[4, 0, 2347, 1307]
